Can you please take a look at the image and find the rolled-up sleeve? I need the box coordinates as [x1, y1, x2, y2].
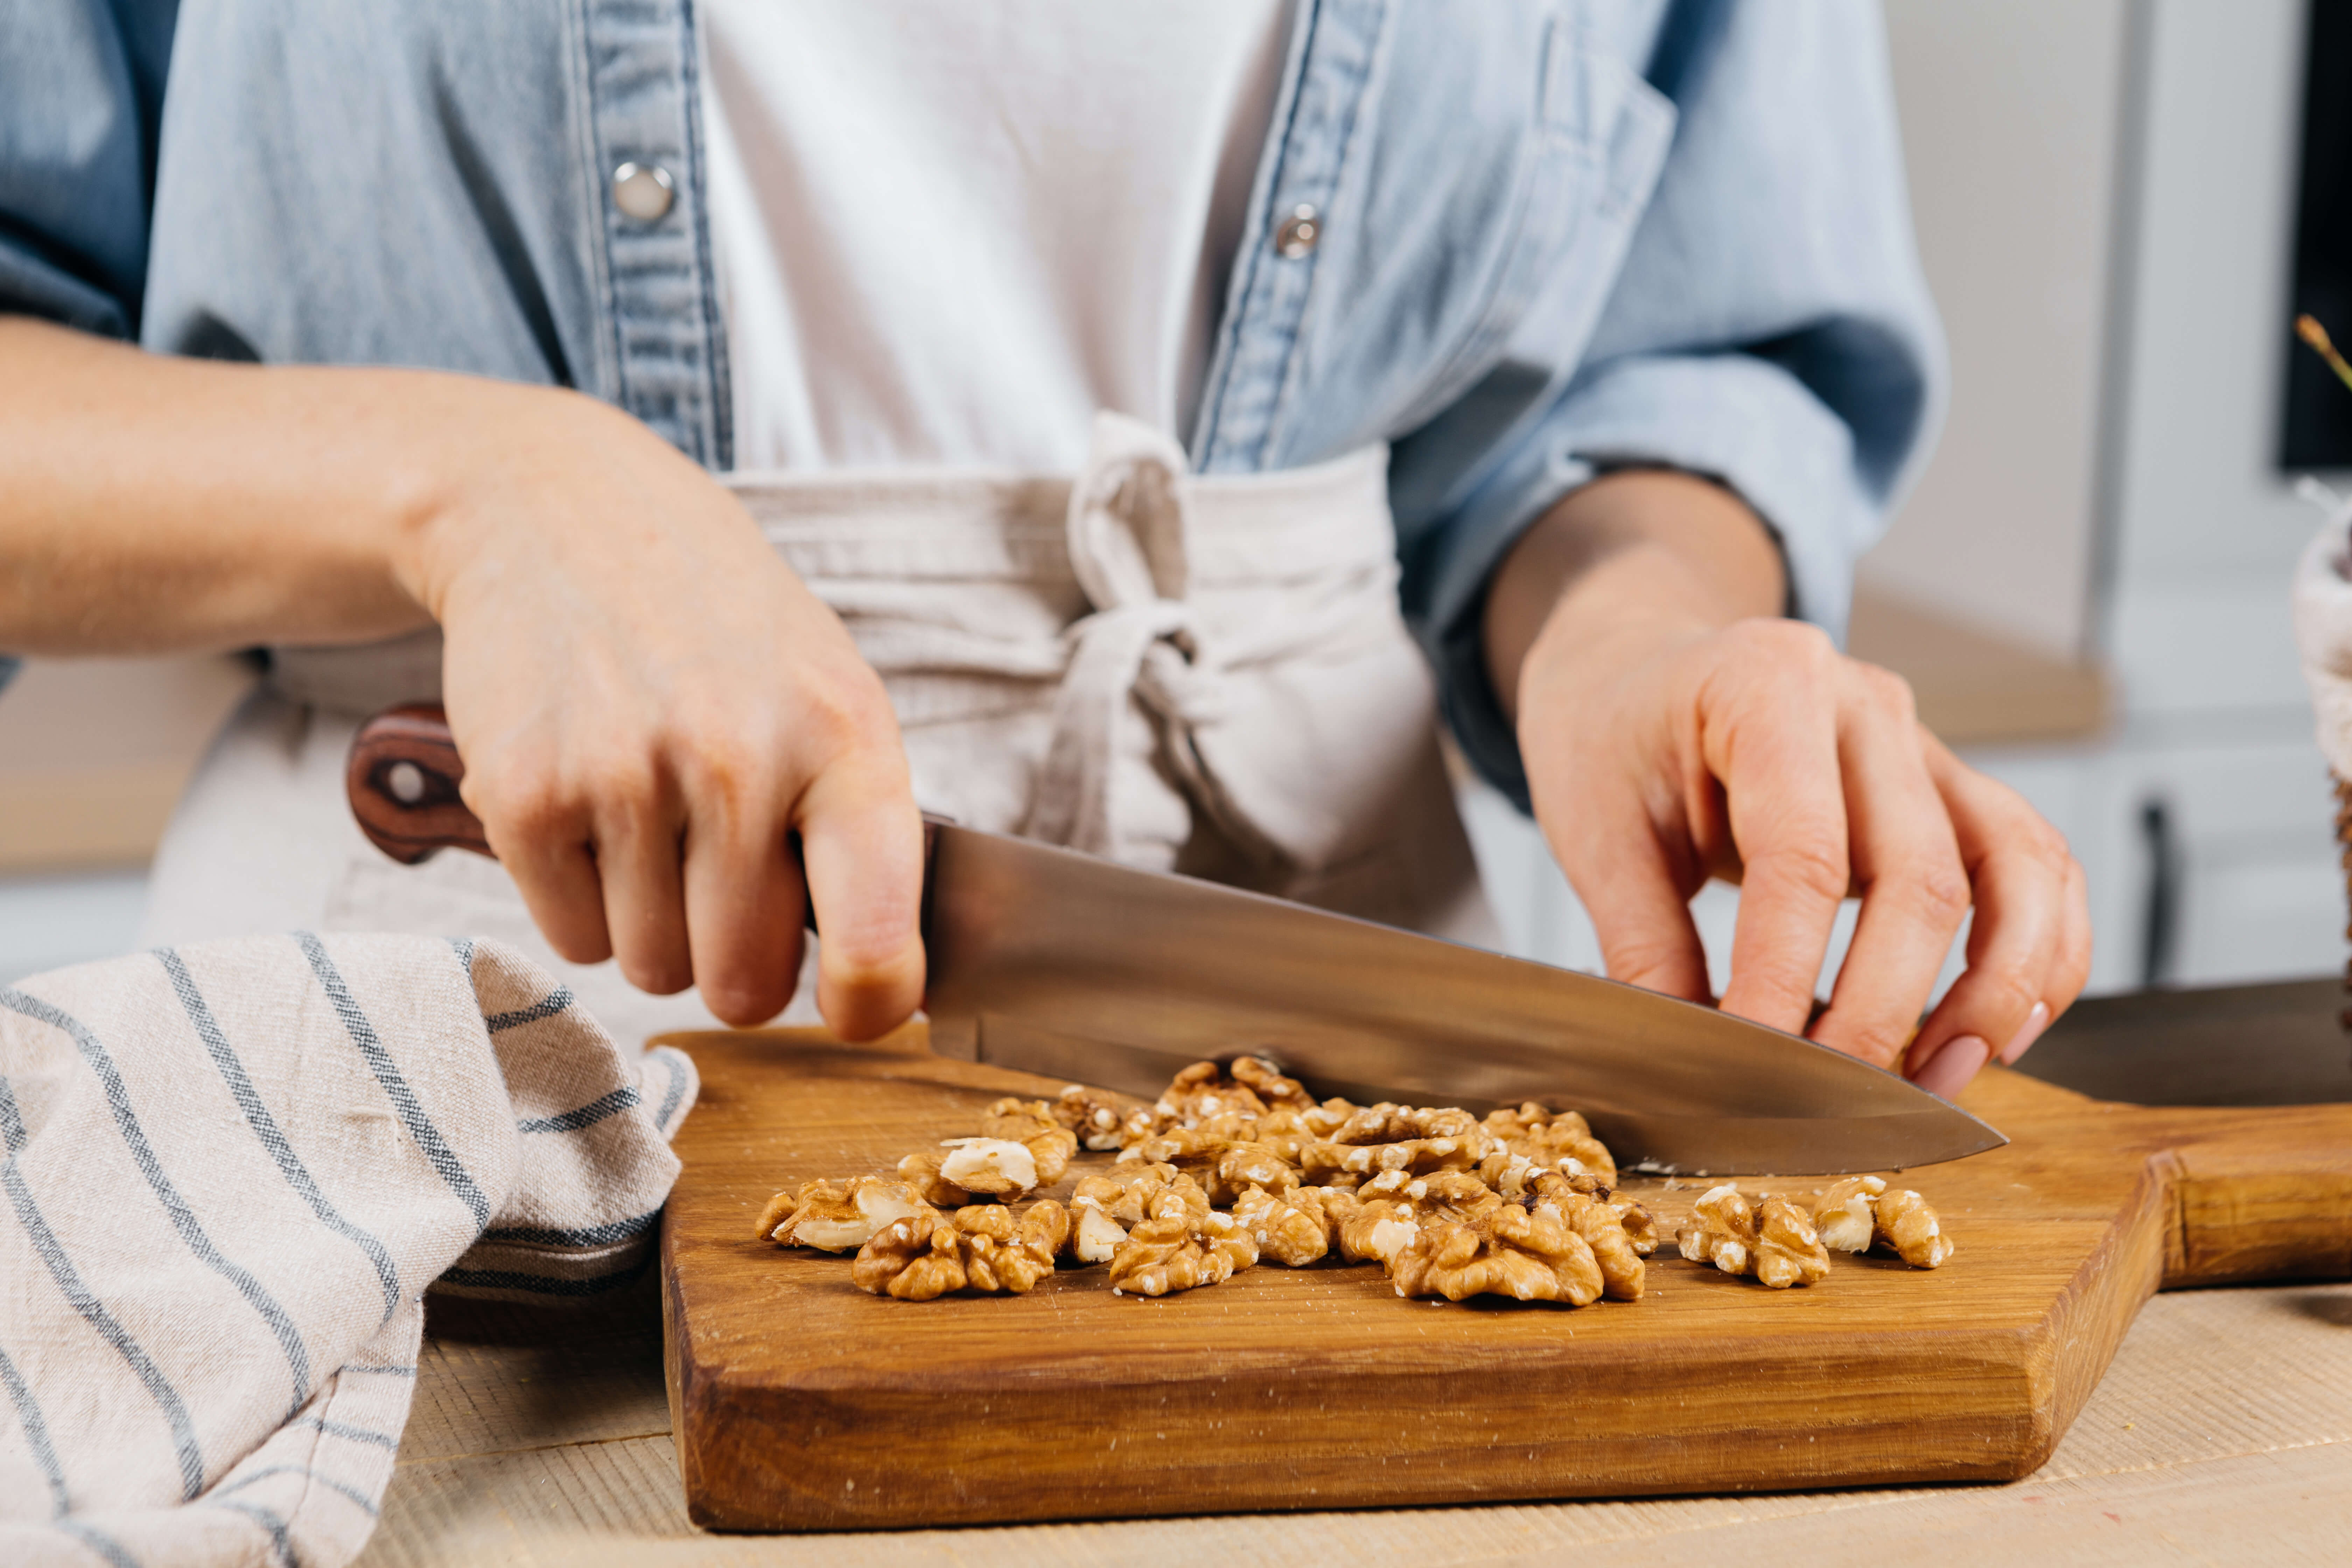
[0, 0, 179, 336]
[1403, 0, 1946, 809]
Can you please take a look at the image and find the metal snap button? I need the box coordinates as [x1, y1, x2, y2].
[1274, 203, 1321, 258]
[612, 161, 676, 223]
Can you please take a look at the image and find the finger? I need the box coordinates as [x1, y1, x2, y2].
[796, 752, 926, 1043]
[1545, 781, 1713, 1003]
[679, 748, 807, 1028]
[467, 763, 613, 966]
[1904, 734, 2089, 1086]
[1710, 651, 1850, 1035]
[592, 763, 694, 996]
[1808, 668, 1969, 1069]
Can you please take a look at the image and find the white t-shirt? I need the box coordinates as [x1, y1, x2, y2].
[700, 0, 1295, 472]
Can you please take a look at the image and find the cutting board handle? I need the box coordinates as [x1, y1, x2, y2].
[2139, 1101, 2352, 1287]
[347, 703, 490, 864]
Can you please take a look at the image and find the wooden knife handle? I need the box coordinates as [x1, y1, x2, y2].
[347, 703, 491, 864]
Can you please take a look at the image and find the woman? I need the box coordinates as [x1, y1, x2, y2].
[0, 0, 2088, 1093]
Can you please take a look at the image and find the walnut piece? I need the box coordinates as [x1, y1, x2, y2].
[1481, 1102, 1618, 1184]
[1069, 1164, 1210, 1265]
[1052, 1084, 1132, 1151]
[850, 1200, 1072, 1298]
[759, 1177, 929, 1252]
[1231, 1185, 1347, 1266]
[1106, 1208, 1258, 1296]
[1073, 1162, 1208, 1224]
[1388, 1203, 1604, 1304]
[851, 1208, 965, 1300]
[899, 1136, 1053, 1204]
[1527, 1171, 1645, 1301]
[1612, 1197, 1660, 1257]
[1228, 1054, 1315, 1112]
[1153, 1060, 1270, 1127]
[1812, 1175, 1886, 1253]
[1873, 1187, 1955, 1268]
[1676, 1185, 1829, 1288]
[979, 1099, 1081, 1185]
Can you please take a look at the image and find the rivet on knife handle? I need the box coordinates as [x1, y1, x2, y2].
[346, 703, 490, 864]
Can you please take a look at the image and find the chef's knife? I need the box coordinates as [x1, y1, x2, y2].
[348, 705, 2003, 1174]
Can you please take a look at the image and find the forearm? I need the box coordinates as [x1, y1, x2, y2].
[0, 316, 559, 654]
[1481, 469, 1786, 724]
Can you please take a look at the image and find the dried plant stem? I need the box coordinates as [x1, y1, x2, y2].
[2298, 314, 2352, 394]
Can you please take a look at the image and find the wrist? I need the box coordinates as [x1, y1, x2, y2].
[387, 378, 606, 623]
[1484, 469, 1785, 724]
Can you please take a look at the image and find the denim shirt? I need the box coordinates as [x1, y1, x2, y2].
[0, 0, 1943, 805]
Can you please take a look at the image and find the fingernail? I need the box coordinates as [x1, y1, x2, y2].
[1999, 1001, 2052, 1065]
[1911, 1034, 1991, 1099]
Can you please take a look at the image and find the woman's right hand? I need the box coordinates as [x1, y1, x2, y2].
[400, 386, 925, 1036]
[0, 317, 921, 1035]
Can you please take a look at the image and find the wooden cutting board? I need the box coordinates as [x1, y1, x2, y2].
[658, 1025, 2352, 1532]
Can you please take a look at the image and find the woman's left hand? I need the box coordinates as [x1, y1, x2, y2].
[1486, 470, 2093, 1096]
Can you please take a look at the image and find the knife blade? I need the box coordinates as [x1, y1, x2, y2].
[349, 705, 2003, 1175]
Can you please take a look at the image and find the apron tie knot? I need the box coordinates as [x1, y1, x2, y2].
[1024, 414, 1208, 856]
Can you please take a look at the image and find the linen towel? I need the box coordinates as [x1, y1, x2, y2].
[0, 932, 697, 1567]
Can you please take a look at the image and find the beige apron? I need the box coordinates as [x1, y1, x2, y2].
[140, 414, 1493, 1044]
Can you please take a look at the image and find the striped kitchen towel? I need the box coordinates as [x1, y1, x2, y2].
[0, 932, 697, 1568]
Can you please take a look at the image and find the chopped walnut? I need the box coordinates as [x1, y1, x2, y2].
[1873, 1187, 1955, 1268]
[1116, 1126, 1301, 1204]
[850, 1208, 964, 1300]
[978, 1099, 1081, 1185]
[1246, 1106, 1315, 1164]
[1329, 1170, 1496, 1265]
[1677, 1183, 1758, 1276]
[1106, 1208, 1258, 1296]
[897, 1133, 1055, 1205]
[1612, 1197, 1660, 1257]
[759, 1177, 930, 1252]
[1302, 1133, 1479, 1181]
[1322, 1102, 1482, 1146]
[1231, 1185, 1346, 1266]
[1070, 1195, 1128, 1264]
[752, 1189, 797, 1243]
[1073, 1163, 1208, 1225]
[1812, 1175, 1886, 1253]
[953, 1200, 1070, 1294]
[1527, 1171, 1644, 1301]
[1052, 1084, 1134, 1151]
[1388, 1203, 1604, 1304]
[1481, 1102, 1617, 1184]
[1297, 1097, 1362, 1138]
[1228, 1054, 1315, 1112]
[1676, 1185, 1828, 1288]
[1153, 1060, 1270, 1127]
[850, 1201, 1071, 1298]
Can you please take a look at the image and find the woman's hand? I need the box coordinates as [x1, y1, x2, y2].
[0, 317, 923, 1037]
[1486, 470, 2091, 1095]
[405, 390, 925, 1036]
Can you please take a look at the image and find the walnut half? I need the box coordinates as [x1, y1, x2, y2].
[1388, 1203, 1604, 1305]
[1676, 1185, 1829, 1289]
[850, 1201, 1072, 1299]
[1106, 1209, 1258, 1297]
[1811, 1176, 1954, 1268]
[756, 1177, 929, 1252]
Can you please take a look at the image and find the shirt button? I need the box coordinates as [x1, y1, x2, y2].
[1274, 203, 1321, 258]
[611, 161, 676, 223]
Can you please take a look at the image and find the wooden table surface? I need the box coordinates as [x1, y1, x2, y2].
[356, 982, 2352, 1566]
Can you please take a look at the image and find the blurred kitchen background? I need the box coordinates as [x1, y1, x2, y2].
[2, 0, 2343, 1000]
